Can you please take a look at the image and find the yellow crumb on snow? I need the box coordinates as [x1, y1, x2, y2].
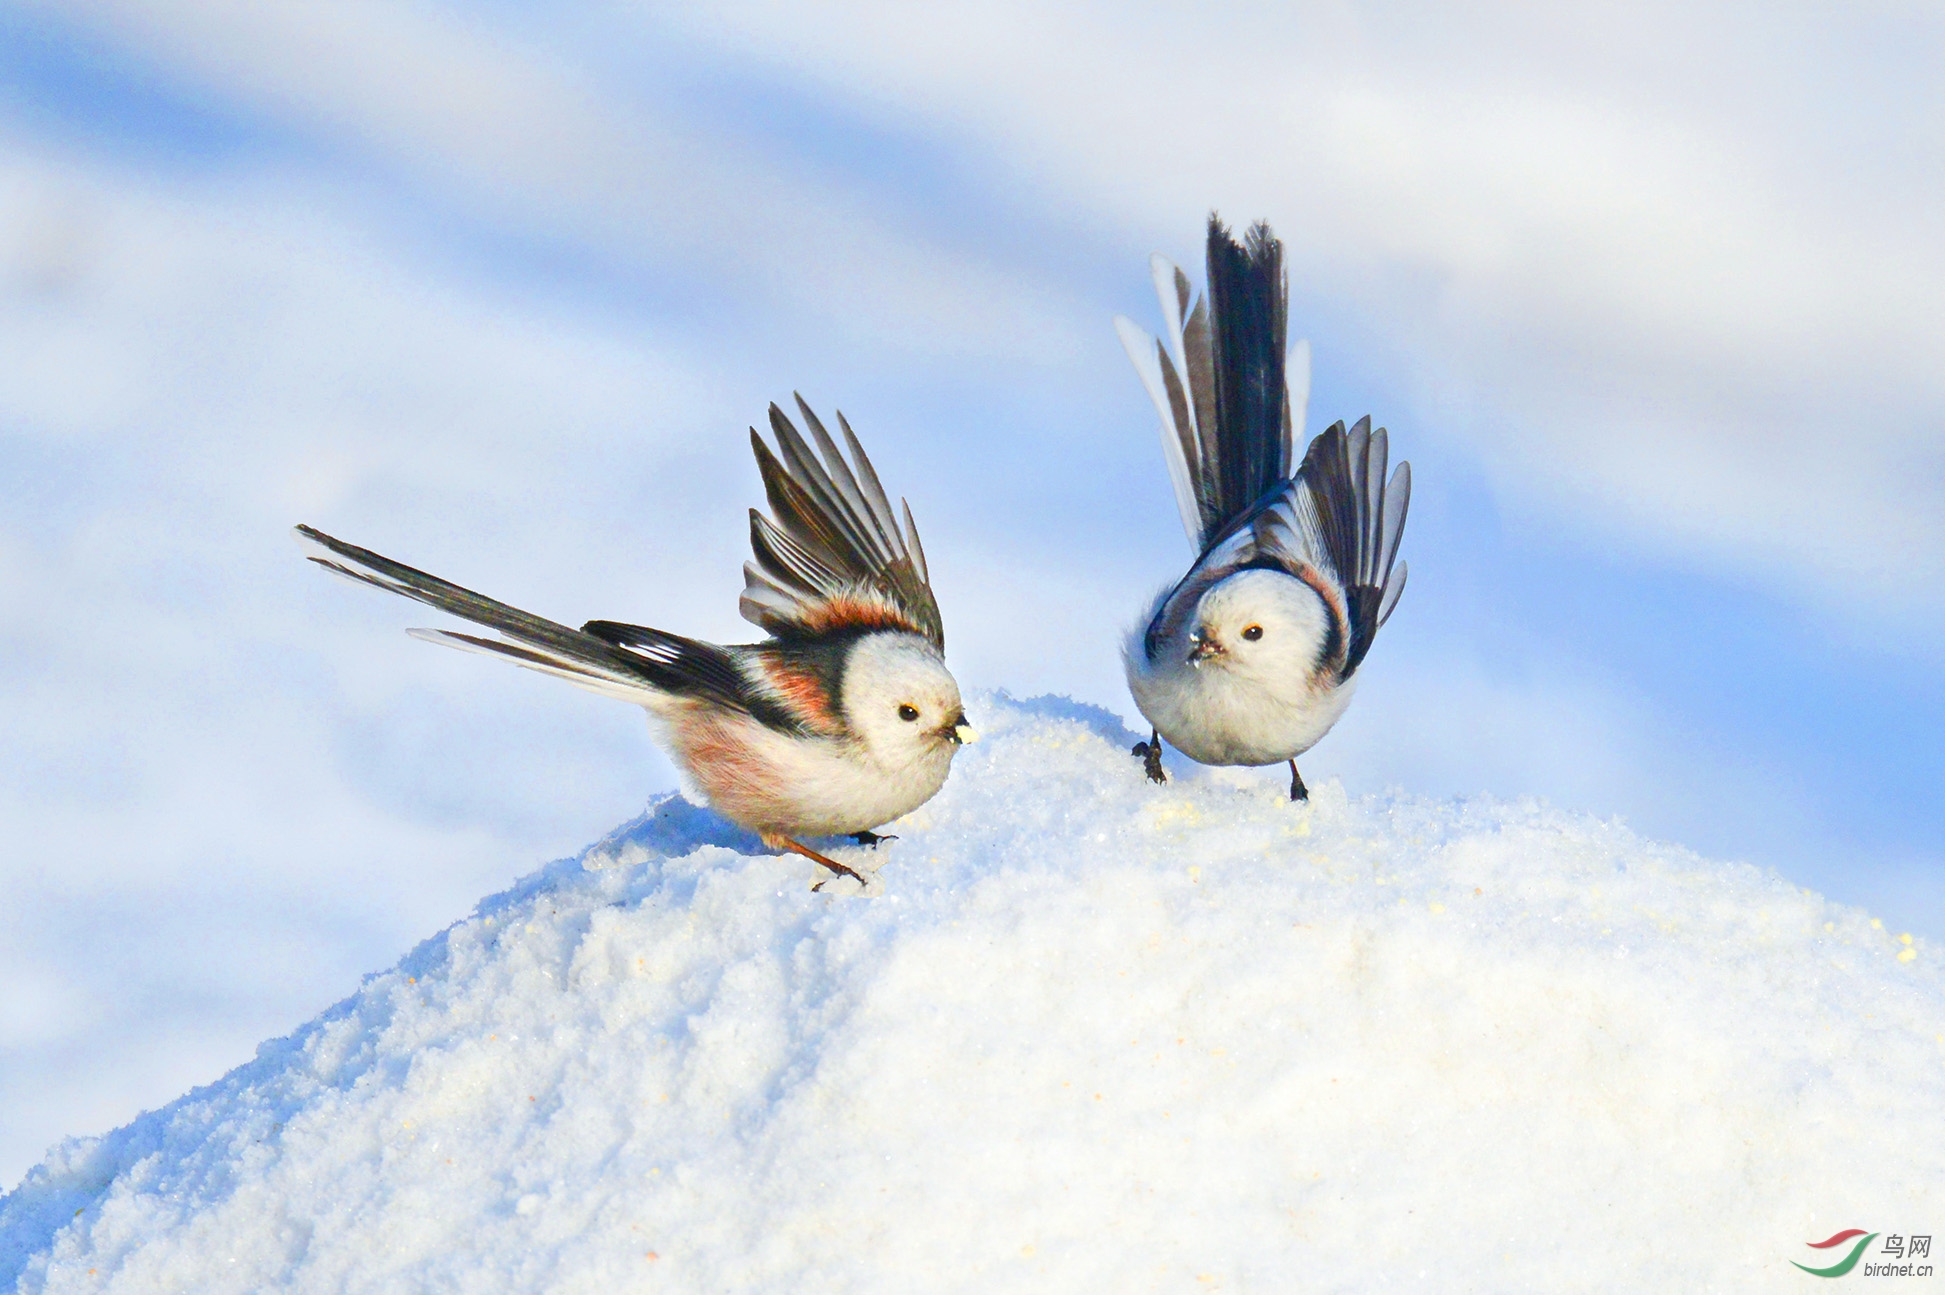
[1144, 799, 1206, 830]
[1428, 902, 1446, 914]
[1872, 918, 1884, 929]
[1899, 948, 1917, 963]
[1188, 866, 1201, 884]
[1901, 932, 1914, 944]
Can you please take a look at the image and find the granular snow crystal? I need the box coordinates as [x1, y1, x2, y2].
[3, 694, 1941, 1292]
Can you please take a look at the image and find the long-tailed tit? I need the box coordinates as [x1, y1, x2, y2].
[299, 398, 969, 887]
[1115, 217, 1409, 801]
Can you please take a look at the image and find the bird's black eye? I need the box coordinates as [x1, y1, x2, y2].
[1241, 624, 1264, 641]
[898, 704, 920, 721]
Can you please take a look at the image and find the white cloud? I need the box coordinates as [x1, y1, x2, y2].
[0, 136, 715, 1180]
[36, 0, 1944, 618]
[651, 0, 1945, 622]
[28, 0, 1088, 363]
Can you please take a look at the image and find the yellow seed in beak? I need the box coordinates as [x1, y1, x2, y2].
[953, 722, 977, 745]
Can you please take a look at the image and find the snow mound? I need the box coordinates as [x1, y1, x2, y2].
[4, 695, 1942, 1291]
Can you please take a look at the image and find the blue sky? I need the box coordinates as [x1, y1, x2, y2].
[1, 0, 1940, 1186]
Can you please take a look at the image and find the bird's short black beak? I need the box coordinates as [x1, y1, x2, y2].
[1188, 633, 1223, 665]
[941, 710, 971, 745]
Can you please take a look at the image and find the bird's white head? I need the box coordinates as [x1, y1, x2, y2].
[1187, 568, 1334, 682]
[840, 632, 969, 767]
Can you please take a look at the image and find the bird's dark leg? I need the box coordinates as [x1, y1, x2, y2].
[1131, 728, 1168, 784]
[850, 829, 897, 848]
[1288, 759, 1309, 802]
[769, 835, 869, 892]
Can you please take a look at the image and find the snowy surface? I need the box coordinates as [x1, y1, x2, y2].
[4, 694, 1941, 1292]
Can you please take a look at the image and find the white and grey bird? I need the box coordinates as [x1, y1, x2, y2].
[1114, 216, 1410, 800]
[298, 398, 969, 888]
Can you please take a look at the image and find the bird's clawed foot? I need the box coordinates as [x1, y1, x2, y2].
[769, 836, 870, 892]
[809, 857, 869, 893]
[849, 830, 897, 848]
[1288, 759, 1309, 802]
[1132, 729, 1168, 784]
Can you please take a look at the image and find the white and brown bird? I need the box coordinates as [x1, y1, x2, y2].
[1114, 217, 1410, 800]
[299, 398, 968, 888]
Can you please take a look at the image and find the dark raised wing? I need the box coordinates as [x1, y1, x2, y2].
[1215, 417, 1408, 679]
[1287, 417, 1410, 676]
[1115, 215, 1312, 550]
[740, 396, 945, 651]
[296, 525, 764, 715]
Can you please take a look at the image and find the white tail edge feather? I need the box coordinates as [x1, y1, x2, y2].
[1116, 314, 1203, 550]
[1288, 337, 1311, 455]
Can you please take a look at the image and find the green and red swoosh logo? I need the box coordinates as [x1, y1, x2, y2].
[1793, 1230, 1878, 1278]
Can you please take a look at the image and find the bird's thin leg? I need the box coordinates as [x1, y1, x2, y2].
[1288, 759, 1309, 802]
[1131, 728, 1168, 784]
[850, 830, 897, 848]
[770, 836, 869, 892]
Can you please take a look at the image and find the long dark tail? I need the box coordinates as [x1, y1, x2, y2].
[1113, 217, 1301, 551]
[295, 525, 706, 706]
[1205, 215, 1292, 524]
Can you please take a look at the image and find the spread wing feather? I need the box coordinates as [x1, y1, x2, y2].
[741, 396, 944, 650]
[295, 525, 757, 713]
